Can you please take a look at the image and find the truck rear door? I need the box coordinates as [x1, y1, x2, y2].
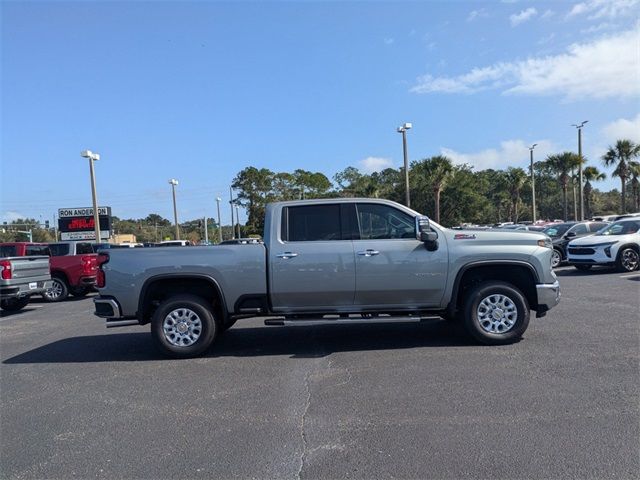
[269, 203, 356, 311]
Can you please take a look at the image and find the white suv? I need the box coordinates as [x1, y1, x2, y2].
[567, 217, 640, 272]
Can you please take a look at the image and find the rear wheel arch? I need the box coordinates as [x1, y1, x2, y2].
[138, 274, 228, 326]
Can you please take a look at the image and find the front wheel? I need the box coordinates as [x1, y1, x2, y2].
[1, 296, 30, 312]
[551, 249, 562, 268]
[463, 281, 530, 345]
[151, 294, 218, 358]
[617, 247, 639, 272]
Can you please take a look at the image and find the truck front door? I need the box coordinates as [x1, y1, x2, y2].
[353, 203, 448, 308]
[269, 203, 356, 311]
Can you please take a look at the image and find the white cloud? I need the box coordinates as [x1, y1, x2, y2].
[541, 9, 555, 19]
[567, 0, 639, 19]
[1, 211, 27, 222]
[581, 22, 616, 34]
[411, 28, 640, 100]
[467, 9, 489, 22]
[359, 157, 395, 173]
[602, 114, 640, 143]
[440, 140, 557, 171]
[510, 7, 537, 26]
[384, 37, 394, 45]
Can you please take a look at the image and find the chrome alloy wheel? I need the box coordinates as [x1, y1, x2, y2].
[44, 279, 64, 300]
[163, 308, 203, 347]
[621, 248, 639, 271]
[477, 294, 518, 334]
[551, 249, 561, 268]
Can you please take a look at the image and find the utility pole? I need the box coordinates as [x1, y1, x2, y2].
[572, 121, 588, 220]
[80, 150, 102, 241]
[397, 123, 412, 207]
[169, 179, 180, 240]
[235, 204, 241, 239]
[529, 144, 537, 223]
[204, 217, 208, 244]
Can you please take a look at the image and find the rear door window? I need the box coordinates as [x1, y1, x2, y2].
[49, 244, 70, 256]
[284, 204, 342, 241]
[0, 245, 17, 257]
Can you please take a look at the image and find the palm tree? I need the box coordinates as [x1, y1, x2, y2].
[504, 167, 529, 222]
[628, 161, 640, 212]
[602, 139, 640, 214]
[545, 152, 582, 221]
[583, 166, 606, 219]
[425, 156, 453, 224]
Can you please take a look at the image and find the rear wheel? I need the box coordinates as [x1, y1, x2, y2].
[463, 281, 529, 345]
[617, 247, 639, 272]
[43, 276, 69, 302]
[151, 294, 218, 358]
[1, 296, 30, 312]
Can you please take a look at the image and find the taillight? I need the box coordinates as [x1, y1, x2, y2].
[0, 260, 11, 280]
[81, 255, 97, 275]
[96, 253, 109, 288]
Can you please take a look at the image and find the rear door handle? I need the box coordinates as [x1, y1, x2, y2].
[357, 249, 380, 257]
[277, 252, 299, 259]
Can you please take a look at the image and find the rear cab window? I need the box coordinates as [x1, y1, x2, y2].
[25, 245, 51, 256]
[0, 245, 17, 257]
[76, 243, 94, 254]
[49, 244, 70, 256]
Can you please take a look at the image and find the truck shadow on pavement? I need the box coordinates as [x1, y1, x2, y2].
[3, 320, 477, 364]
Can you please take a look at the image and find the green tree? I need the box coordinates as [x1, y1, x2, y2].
[602, 139, 640, 214]
[504, 167, 529, 222]
[583, 166, 606, 219]
[545, 152, 582, 221]
[628, 161, 640, 212]
[412, 155, 453, 224]
[232, 167, 275, 234]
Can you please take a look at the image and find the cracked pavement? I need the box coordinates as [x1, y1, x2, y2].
[1, 268, 639, 479]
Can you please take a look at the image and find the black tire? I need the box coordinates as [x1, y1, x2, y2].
[151, 294, 218, 358]
[463, 281, 530, 345]
[70, 286, 90, 297]
[616, 247, 639, 272]
[574, 264, 593, 271]
[43, 276, 69, 302]
[1, 296, 30, 312]
[551, 249, 563, 268]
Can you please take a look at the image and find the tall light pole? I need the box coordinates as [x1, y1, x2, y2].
[168, 179, 180, 240]
[80, 150, 102, 242]
[572, 121, 588, 220]
[397, 123, 412, 207]
[216, 197, 223, 243]
[529, 144, 537, 223]
[229, 186, 235, 239]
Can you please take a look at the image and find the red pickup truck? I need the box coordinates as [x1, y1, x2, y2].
[0, 242, 98, 302]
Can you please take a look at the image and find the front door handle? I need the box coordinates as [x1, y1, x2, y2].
[277, 252, 299, 259]
[357, 249, 380, 257]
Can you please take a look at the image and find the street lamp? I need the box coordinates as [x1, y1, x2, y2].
[397, 123, 412, 207]
[529, 144, 537, 223]
[168, 179, 179, 240]
[572, 121, 588, 221]
[80, 150, 102, 242]
[229, 186, 235, 240]
[216, 197, 223, 243]
[235, 204, 241, 238]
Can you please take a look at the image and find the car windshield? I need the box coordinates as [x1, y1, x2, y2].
[596, 220, 640, 236]
[542, 224, 572, 237]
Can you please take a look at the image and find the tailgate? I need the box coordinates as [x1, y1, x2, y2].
[4, 256, 51, 280]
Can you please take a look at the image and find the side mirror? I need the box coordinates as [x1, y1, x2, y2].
[565, 231, 576, 238]
[416, 216, 439, 251]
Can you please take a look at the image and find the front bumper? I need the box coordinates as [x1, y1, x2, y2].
[536, 280, 561, 315]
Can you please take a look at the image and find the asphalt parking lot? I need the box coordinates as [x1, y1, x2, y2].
[1, 267, 639, 480]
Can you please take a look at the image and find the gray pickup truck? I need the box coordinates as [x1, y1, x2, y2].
[0, 256, 52, 312]
[94, 198, 560, 358]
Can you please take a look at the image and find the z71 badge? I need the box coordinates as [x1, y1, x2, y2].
[454, 233, 477, 240]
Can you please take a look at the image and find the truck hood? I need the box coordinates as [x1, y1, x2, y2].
[443, 228, 548, 247]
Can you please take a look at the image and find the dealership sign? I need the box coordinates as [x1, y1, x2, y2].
[58, 206, 112, 240]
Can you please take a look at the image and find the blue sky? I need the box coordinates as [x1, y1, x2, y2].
[2, 0, 639, 225]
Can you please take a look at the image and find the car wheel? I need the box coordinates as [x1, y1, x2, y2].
[463, 281, 530, 345]
[151, 294, 218, 358]
[70, 286, 90, 297]
[1, 296, 30, 312]
[574, 264, 593, 271]
[551, 249, 562, 268]
[617, 247, 640, 272]
[43, 276, 69, 302]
